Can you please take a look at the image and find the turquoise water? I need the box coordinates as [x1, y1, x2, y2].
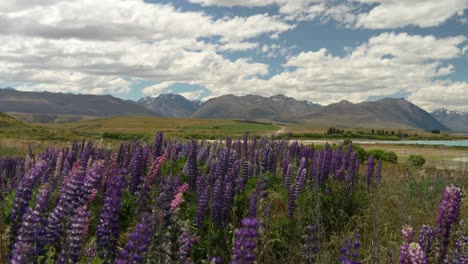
[375, 140, 468, 147]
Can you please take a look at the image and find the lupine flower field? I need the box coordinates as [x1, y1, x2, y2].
[0, 132, 466, 263]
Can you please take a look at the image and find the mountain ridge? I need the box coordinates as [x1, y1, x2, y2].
[431, 108, 468, 132]
[0, 88, 452, 131]
[0, 88, 156, 121]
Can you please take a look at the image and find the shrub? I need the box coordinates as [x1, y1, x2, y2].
[407, 154, 425, 167]
[367, 149, 398, 163]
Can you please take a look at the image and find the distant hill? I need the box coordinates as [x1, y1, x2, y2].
[0, 88, 155, 118]
[0, 112, 25, 128]
[432, 108, 468, 132]
[191, 94, 320, 122]
[138, 93, 201, 117]
[301, 98, 449, 131]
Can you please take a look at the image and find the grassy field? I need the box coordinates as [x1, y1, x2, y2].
[1, 113, 467, 170]
[53, 116, 281, 139]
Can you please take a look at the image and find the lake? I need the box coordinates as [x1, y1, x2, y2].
[354, 140, 468, 147]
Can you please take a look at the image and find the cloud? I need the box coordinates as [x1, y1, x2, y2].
[179, 90, 206, 101]
[0, 0, 292, 96]
[354, 0, 467, 29]
[261, 33, 467, 108]
[408, 81, 468, 111]
[189, 0, 468, 28]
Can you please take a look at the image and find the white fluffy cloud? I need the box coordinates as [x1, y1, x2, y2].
[189, 0, 467, 28]
[1, 0, 467, 111]
[408, 82, 468, 111]
[0, 0, 292, 95]
[260, 33, 467, 107]
[354, 0, 467, 29]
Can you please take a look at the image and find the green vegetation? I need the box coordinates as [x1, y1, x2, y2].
[408, 154, 426, 167]
[54, 116, 280, 139]
[366, 149, 398, 163]
[281, 126, 462, 141]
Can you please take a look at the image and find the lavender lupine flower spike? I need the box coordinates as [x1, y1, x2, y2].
[366, 154, 375, 192]
[302, 225, 319, 263]
[231, 218, 260, 264]
[58, 207, 90, 264]
[116, 213, 153, 264]
[187, 140, 199, 190]
[408, 243, 427, 264]
[375, 159, 382, 183]
[11, 186, 50, 262]
[400, 225, 415, 264]
[153, 131, 164, 161]
[436, 185, 461, 261]
[10, 161, 47, 242]
[418, 225, 435, 258]
[339, 234, 361, 264]
[96, 168, 126, 261]
[177, 226, 197, 263]
[129, 145, 144, 195]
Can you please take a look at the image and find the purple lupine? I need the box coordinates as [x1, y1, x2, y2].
[287, 180, 297, 219]
[222, 164, 238, 225]
[11, 186, 50, 262]
[10, 242, 31, 264]
[319, 144, 333, 184]
[194, 184, 210, 227]
[262, 202, 272, 219]
[284, 163, 293, 190]
[376, 159, 382, 183]
[243, 132, 249, 158]
[96, 168, 126, 261]
[116, 213, 153, 264]
[366, 155, 375, 192]
[45, 161, 86, 244]
[453, 235, 468, 263]
[57, 207, 89, 263]
[211, 174, 224, 226]
[418, 225, 436, 259]
[10, 161, 47, 242]
[302, 225, 319, 264]
[295, 168, 307, 198]
[187, 140, 199, 190]
[402, 225, 415, 243]
[247, 191, 259, 218]
[231, 218, 260, 264]
[177, 226, 197, 263]
[436, 185, 461, 261]
[339, 234, 361, 264]
[153, 131, 164, 161]
[254, 150, 260, 176]
[129, 145, 145, 195]
[408, 243, 427, 264]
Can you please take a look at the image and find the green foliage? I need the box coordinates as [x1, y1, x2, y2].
[102, 131, 149, 141]
[367, 149, 398, 163]
[407, 154, 425, 167]
[352, 144, 368, 161]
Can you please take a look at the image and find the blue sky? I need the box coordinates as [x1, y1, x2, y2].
[0, 0, 467, 110]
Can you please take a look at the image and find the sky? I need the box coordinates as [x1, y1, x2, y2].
[0, 0, 467, 111]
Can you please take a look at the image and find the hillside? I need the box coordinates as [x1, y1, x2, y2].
[138, 93, 201, 117]
[302, 98, 449, 131]
[191, 94, 320, 122]
[0, 112, 78, 140]
[0, 112, 26, 128]
[431, 108, 468, 132]
[0, 88, 156, 118]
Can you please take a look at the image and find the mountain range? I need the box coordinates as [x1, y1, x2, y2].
[0, 87, 461, 132]
[138, 93, 201, 117]
[301, 98, 449, 131]
[0, 88, 155, 123]
[431, 108, 468, 132]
